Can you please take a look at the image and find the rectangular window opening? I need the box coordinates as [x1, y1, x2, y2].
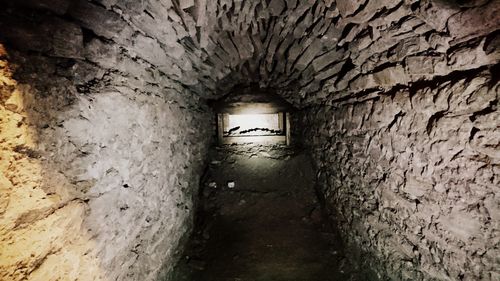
[224, 113, 284, 137]
[217, 112, 290, 145]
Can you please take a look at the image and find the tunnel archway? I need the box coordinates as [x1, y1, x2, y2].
[0, 0, 499, 280]
[211, 85, 295, 145]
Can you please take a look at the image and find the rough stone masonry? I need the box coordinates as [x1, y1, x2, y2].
[0, 0, 498, 280]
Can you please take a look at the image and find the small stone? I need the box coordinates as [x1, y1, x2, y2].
[4, 90, 23, 112]
[433, 183, 447, 193]
[268, 0, 285, 16]
[179, 0, 194, 10]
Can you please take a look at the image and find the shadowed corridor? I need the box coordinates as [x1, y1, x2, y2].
[172, 146, 357, 281]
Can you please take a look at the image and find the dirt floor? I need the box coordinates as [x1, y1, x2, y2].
[171, 145, 357, 281]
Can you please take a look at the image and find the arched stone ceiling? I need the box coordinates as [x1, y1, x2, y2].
[1, 0, 499, 105]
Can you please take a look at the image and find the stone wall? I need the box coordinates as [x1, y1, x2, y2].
[3, 0, 498, 106]
[1, 1, 499, 280]
[0, 35, 212, 281]
[0, 1, 217, 280]
[300, 68, 499, 280]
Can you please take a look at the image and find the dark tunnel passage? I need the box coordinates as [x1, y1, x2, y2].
[171, 145, 355, 281]
[0, 0, 499, 281]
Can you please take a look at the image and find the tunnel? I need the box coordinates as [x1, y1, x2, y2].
[0, 0, 499, 280]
